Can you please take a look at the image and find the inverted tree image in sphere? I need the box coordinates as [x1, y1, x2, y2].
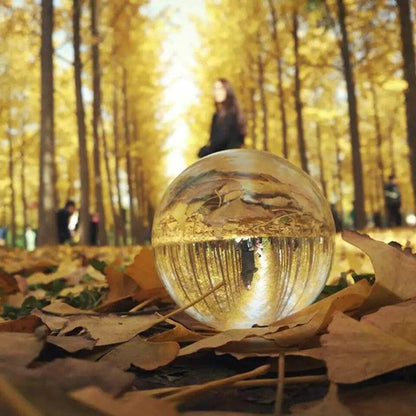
[152, 150, 335, 330]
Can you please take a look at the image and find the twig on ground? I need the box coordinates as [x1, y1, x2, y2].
[274, 353, 285, 416]
[143, 374, 328, 397]
[162, 364, 271, 405]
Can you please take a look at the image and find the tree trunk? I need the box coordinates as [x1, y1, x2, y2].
[267, 0, 288, 159]
[370, 83, 385, 213]
[249, 87, 257, 149]
[257, 50, 269, 151]
[101, 120, 119, 245]
[396, 0, 416, 210]
[38, 0, 58, 246]
[90, 0, 107, 245]
[316, 123, 327, 198]
[7, 110, 16, 247]
[113, 82, 127, 245]
[73, 0, 90, 245]
[293, 12, 309, 174]
[335, 132, 344, 224]
[122, 69, 138, 244]
[20, 136, 28, 248]
[336, 0, 365, 229]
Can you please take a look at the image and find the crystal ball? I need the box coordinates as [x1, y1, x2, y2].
[152, 150, 335, 330]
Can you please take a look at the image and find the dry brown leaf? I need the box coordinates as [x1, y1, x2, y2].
[291, 384, 354, 415]
[263, 279, 371, 347]
[0, 269, 18, 295]
[104, 265, 139, 302]
[43, 301, 95, 315]
[149, 320, 205, 343]
[125, 247, 163, 290]
[179, 279, 370, 356]
[343, 231, 416, 311]
[0, 376, 101, 416]
[32, 308, 70, 331]
[0, 315, 41, 333]
[15, 358, 134, 394]
[0, 332, 44, 366]
[361, 299, 416, 344]
[60, 314, 159, 346]
[319, 312, 416, 383]
[339, 382, 416, 415]
[46, 335, 96, 353]
[292, 383, 416, 416]
[71, 386, 179, 416]
[99, 336, 179, 370]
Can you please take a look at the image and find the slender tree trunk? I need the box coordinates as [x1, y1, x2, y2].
[336, 0, 365, 228]
[267, 0, 288, 159]
[20, 137, 28, 247]
[90, 0, 107, 245]
[73, 0, 90, 245]
[122, 69, 137, 244]
[101, 120, 119, 245]
[396, 0, 416, 210]
[257, 49, 269, 151]
[7, 110, 16, 247]
[370, 83, 385, 213]
[316, 123, 327, 198]
[293, 12, 309, 174]
[249, 87, 257, 149]
[387, 112, 397, 177]
[38, 0, 58, 246]
[113, 82, 127, 245]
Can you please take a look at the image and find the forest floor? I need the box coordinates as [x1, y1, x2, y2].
[0, 228, 415, 415]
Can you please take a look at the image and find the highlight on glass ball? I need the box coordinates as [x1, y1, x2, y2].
[152, 149, 335, 330]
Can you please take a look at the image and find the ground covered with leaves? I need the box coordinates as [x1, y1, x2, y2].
[0, 229, 415, 415]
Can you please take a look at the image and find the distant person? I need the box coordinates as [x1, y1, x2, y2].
[57, 200, 76, 244]
[198, 78, 246, 158]
[89, 213, 99, 246]
[25, 225, 37, 251]
[384, 174, 402, 226]
[0, 226, 7, 246]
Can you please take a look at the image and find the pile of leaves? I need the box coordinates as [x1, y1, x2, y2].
[0, 231, 415, 415]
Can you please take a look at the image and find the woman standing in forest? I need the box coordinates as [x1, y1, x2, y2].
[198, 78, 246, 157]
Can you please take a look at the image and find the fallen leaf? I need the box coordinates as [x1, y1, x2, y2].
[125, 247, 163, 290]
[291, 384, 354, 415]
[25, 358, 133, 395]
[43, 301, 95, 315]
[104, 265, 139, 302]
[32, 309, 70, 331]
[0, 332, 44, 366]
[0, 269, 18, 295]
[319, 312, 416, 383]
[99, 336, 179, 370]
[263, 279, 371, 347]
[46, 335, 96, 353]
[340, 382, 416, 415]
[60, 314, 159, 346]
[0, 315, 41, 333]
[0, 376, 101, 416]
[361, 299, 416, 344]
[291, 383, 416, 416]
[179, 280, 370, 356]
[71, 386, 179, 416]
[149, 320, 204, 343]
[343, 231, 416, 311]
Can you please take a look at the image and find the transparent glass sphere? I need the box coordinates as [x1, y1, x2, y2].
[152, 150, 335, 330]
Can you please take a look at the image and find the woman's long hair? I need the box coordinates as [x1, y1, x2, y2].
[215, 78, 246, 137]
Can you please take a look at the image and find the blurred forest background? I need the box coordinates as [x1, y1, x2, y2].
[1, 0, 416, 247]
